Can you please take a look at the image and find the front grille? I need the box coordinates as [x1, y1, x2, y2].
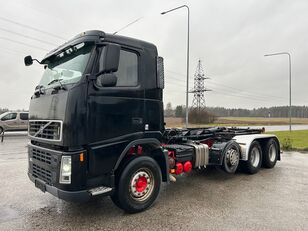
[32, 163, 52, 184]
[32, 148, 52, 164]
[29, 120, 62, 141]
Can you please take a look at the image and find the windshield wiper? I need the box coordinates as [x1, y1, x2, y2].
[47, 78, 67, 91]
[47, 78, 63, 85]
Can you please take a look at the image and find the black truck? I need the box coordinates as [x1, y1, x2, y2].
[24, 30, 280, 213]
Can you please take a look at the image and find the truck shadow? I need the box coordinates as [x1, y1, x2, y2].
[25, 166, 280, 230]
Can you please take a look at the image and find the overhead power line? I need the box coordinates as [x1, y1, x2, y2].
[165, 77, 284, 103]
[0, 37, 49, 51]
[0, 16, 66, 41]
[165, 75, 274, 100]
[205, 83, 286, 102]
[208, 79, 286, 100]
[0, 27, 58, 46]
[166, 69, 186, 77]
[165, 69, 287, 101]
[210, 90, 271, 103]
[113, 17, 143, 35]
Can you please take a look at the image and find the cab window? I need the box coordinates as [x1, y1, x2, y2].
[20, 113, 29, 120]
[98, 49, 138, 87]
[115, 50, 138, 87]
[1, 113, 17, 121]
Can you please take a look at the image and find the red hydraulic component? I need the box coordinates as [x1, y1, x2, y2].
[128, 147, 135, 155]
[137, 145, 143, 155]
[183, 161, 192, 172]
[175, 162, 183, 175]
[168, 150, 175, 159]
[201, 139, 214, 148]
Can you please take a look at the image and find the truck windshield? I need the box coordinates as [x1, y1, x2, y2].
[39, 42, 93, 88]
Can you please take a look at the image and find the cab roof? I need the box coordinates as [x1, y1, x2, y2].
[43, 30, 157, 61]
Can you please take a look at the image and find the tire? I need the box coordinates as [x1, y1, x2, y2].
[0, 127, 3, 134]
[222, 141, 240, 174]
[263, 138, 278, 168]
[243, 141, 262, 174]
[110, 193, 123, 209]
[111, 156, 161, 213]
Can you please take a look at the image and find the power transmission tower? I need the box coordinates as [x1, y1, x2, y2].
[190, 60, 211, 110]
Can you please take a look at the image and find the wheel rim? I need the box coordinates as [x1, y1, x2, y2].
[269, 144, 277, 162]
[226, 147, 239, 167]
[129, 168, 154, 202]
[250, 147, 260, 167]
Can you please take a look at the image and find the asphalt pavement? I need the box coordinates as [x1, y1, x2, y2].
[0, 136, 308, 231]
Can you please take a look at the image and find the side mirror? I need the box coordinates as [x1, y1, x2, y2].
[98, 73, 117, 87]
[99, 44, 120, 74]
[24, 56, 33, 66]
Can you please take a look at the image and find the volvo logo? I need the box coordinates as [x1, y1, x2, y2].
[38, 125, 44, 134]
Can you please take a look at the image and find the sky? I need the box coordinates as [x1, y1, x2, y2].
[0, 0, 307, 110]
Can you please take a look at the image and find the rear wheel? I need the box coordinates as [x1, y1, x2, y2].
[243, 141, 262, 174]
[222, 141, 240, 174]
[0, 127, 3, 134]
[263, 139, 279, 168]
[111, 156, 161, 213]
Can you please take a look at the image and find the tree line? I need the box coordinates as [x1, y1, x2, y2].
[165, 103, 308, 118]
[0, 108, 9, 115]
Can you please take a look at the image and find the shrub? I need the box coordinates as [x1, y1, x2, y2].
[282, 137, 292, 150]
[188, 108, 217, 124]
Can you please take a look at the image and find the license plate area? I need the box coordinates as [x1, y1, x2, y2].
[35, 179, 46, 192]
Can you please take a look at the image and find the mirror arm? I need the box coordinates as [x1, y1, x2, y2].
[95, 70, 115, 77]
[95, 70, 105, 77]
[33, 59, 42, 65]
[86, 74, 97, 81]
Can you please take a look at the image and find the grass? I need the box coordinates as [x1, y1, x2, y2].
[215, 117, 308, 125]
[266, 130, 308, 151]
[165, 117, 308, 128]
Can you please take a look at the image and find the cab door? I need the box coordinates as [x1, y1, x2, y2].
[87, 48, 144, 143]
[1, 112, 18, 131]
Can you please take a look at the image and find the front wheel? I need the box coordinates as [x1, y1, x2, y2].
[243, 141, 262, 174]
[111, 156, 161, 213]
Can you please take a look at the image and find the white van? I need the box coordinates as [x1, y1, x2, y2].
[0, 111, 29, 133]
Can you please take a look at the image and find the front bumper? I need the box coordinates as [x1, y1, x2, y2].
[28, 173, 113, 202]
[28, 173, 91, 202]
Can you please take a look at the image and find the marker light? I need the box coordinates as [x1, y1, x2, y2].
[79, 153, 84, 162]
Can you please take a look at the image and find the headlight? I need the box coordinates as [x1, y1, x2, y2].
[59, 156, 71, 184]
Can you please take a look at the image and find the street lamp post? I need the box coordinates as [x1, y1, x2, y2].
[264, 52, 292, 131]
[161, 5, 190, 128]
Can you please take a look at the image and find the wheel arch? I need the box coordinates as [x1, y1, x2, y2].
[113, 138, 169, 182]
[233, 134, 281, 161]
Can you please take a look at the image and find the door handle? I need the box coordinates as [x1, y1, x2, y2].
[132, 117, 143, 125]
